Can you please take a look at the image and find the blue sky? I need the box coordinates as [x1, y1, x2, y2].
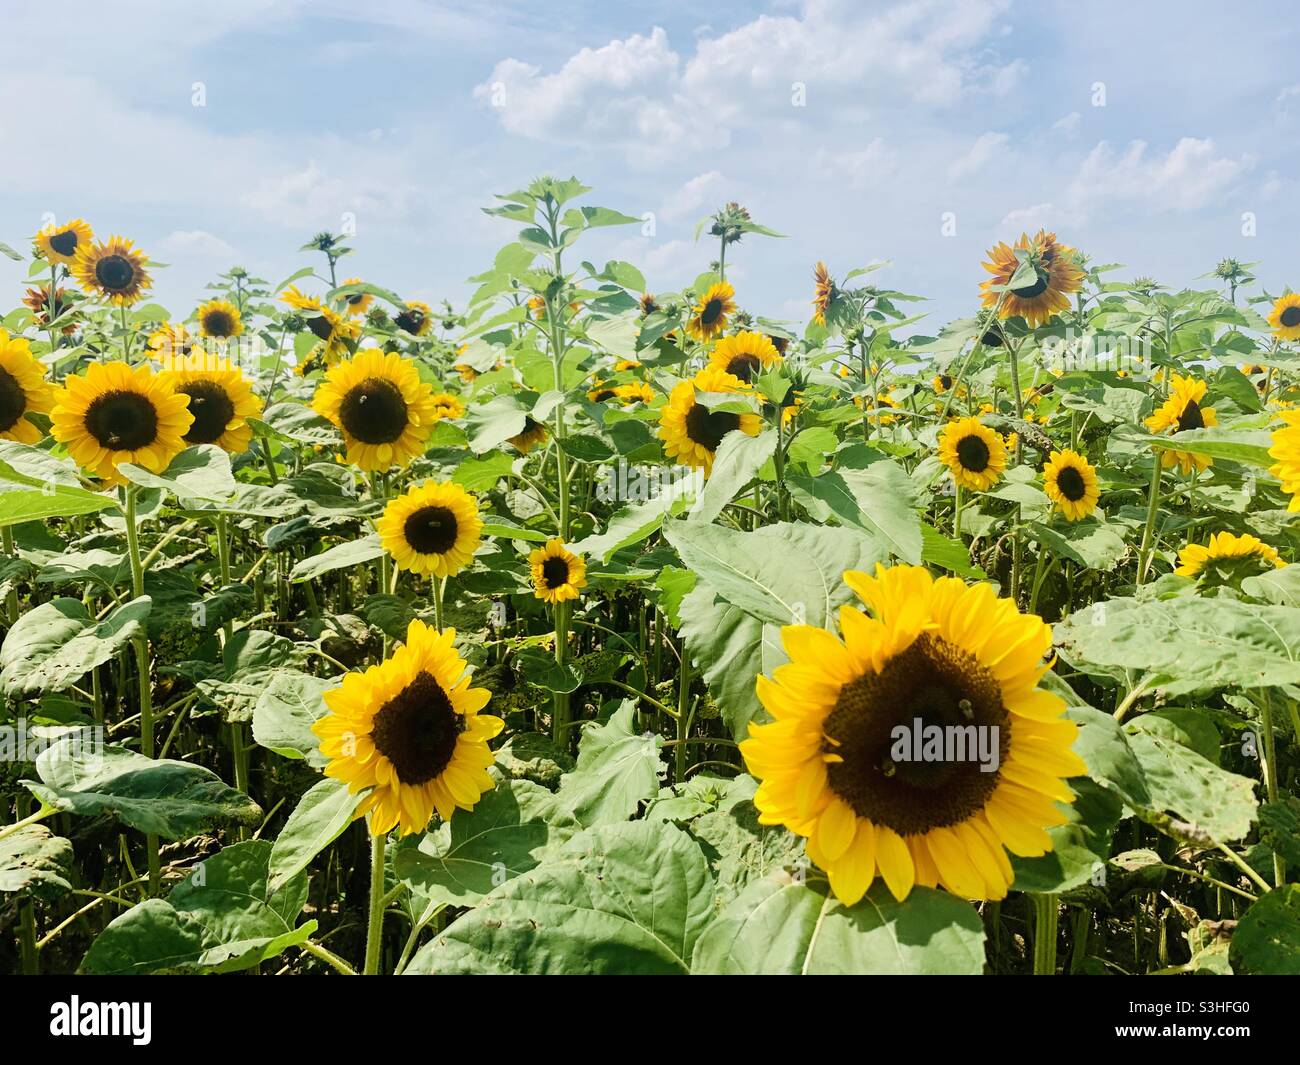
[3, 0, 1297, 332]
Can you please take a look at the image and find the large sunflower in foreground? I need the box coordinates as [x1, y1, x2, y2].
[312, 349, 438, 472]
[158, 351, 262, 454]
[1042, 449, 1100, 522]
[313, 619, 502, 836]
[50, 361, 193, 484]
[741, 564, 1084, 905]
[196, 298, 243, 340]
[938, 416, 1007, 491]
[1267, 293, 1300, 342]
[1175, 531, 1285, 583]
[979, 231, 1083, 328]
[529, 539, 587, 604]
[378, 480, 483, 577]
[658, 365, 761, 476]
[1269, 410, 1300, 512]
[1144, 373, 1217, 474]
[0, 330, 56, 444]
[707, 330, 782, 384]
[685, 281, 736, 342]
[812, 261, 836, 326]
[35, 219, 93, 267]
[71, 236, 152, 306]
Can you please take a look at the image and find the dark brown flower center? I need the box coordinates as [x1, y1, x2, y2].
[956, 433, 990, 472]
[1177, 398, 1205, 432]
[700, 298, 724, 326]
[939, 375, 954, 390]
[370, 671, 463, 785]
[1011, 269, 1049, 299]
[95, 254, 136, 293]
[1280, 306, 1300, 328]
[307, 313, 334, 341]
[684, 402, 740, 452]
[180, 381, 235, 444]
[49, 230, 79, 257]
[395, 308, 425, 334]
[403, 505, 459, 555]
[202, 309, 236, 338]
[0, 367, 27, 431]
[84, 390, 158, 451]
[823, 633, 1008, 836]
[339, 377, 408, 444]
[1056, 464, 1087, 502]
[725, 355, 761, 382]
[542, 555, 571, 589]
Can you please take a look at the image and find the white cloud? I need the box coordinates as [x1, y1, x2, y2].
[1275, 84, 1300, 120]
[999, 203, 1083, 231]
[811, 140, 896, 188]
[1051, 112, 1081, 137]
[949, 132, 1009, 180]
[660, 172, 729, 222]
[1070, 138, 1250, 212]
[155, 230, 238, 260]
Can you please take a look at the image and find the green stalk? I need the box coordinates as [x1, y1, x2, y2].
[2, 526, 19, 624]
[363, 830, 388, 975]
[1032, 892, 1059, 975]
[1135, 455, 1163, 584]
[124, 486, 160, 891]
[675, 651, 693, 783]
[551, 600, 570, 746]
[1257, 692, 1286, 887]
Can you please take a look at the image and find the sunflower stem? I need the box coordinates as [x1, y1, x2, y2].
[1135, 453, 1163, 584]
[363, 829, 388, 975]
[1256, 691, 1286, 887]
[1, 526, 19, 624]
[1031, 892, 1059, 975]
[552, 600, 571, 747]
[124, 485, 160, 892]
[433, 575, 445, 631]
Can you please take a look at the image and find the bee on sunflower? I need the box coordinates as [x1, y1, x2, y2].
[311, 349, 438, 472]
[811, 261, 836, 326]
[1175, 531, 1285, 585]
[195, 298, 243, 341]
[979, 230, 1083, 328]
[1267, 293, 1300, 342]
[707, 331, 782, 384]
[1042, 449, 1100, 522]
[34, 219, 94, 267]
[377, 480, 483, 578]
[741, 563, 1084, 905]
[685, 281, 736, 342]
[313, 619, 502, 836]
[72, 236, 152, 306]
[529, 539, 586, 604]
[507, 416, 549, 455]
[658, 365, 761, 476]
[50, 361, 193, 484]
[0, 330, 56, 444]
[1144, 373, 1217, 474]
[1269, 410, 1300, 512]
[158, 350, 262, 454]
[938, 416, 1007, 491]
[339, 278, 374, 317]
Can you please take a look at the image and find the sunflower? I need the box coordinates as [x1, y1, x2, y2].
[158, 350, 262, 454]
[0, 330, 56, 444]
[812, 261, 836, 326]
[286, 288, 360, 368]
[430, 393, 466, 420]
[35, 219, 93, 267]
[280, 285, 323, 313]
[741, 563, 1083, 905]
[339, 277, 373, 317]
[22, 286, 76, 335]
[196, 298, 243, 340]
[1144, 373, 1218, 474]
[938, 417, 1007, 491]
[872, 392, 899, 428]
[685, 281, 736, 343]
[507, 417, 549, 455]
[147, 323, 195, 357]
[1267, 293, 1300, 342]
[71, 236, 151, 306]
[1175, 531, 1285, 583]
[658, 365, 762, 476]
[615, 358, 643, 372]
[638, 293, 658, 318]
[313, 619, 502, 837]
[1042, 449, 1099, 522]
[587, 378, 616, 403]
[932, 373, 959, 395]
[1269, 410, 1300, 512]
[527, 295, 546, 320]
[613, 382, 655, 406]
[707, 331, 782, 384]
[1241, 363, 1268, 377]
[50, 361, 193, 484]
[454, 363, 479, 383]
[979, 231, 1083, 328]
[377, 480, 483, 578]
[312, 349, 438, 472]
[394, 301, 432, 337]
[529, 539, 587, 604]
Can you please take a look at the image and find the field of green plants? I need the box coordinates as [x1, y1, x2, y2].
[2, 178, 1299, 976]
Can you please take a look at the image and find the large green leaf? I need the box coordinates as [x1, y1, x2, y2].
[268, 778, 362, 893]
[464, 394, 529, 454]
[0, 596, 151, 699]
[0, 485, 118, 527]
[289, 534, 384, 583]
[1123, 730, 1258, 844]
[554, 701, 662, 827]
[572, 491, 689, 563]
[1029, 520, 1129, 571]
[26, 742, 262, 839]
[0, 825, 74, 901]
[691, 878, 986, 974]
[119, 444, 238, 502]
[1137, 428, 1275, 467]
[690, 429, 775, 525]
[251, 670, 334, 765]
[1230, 885, 1300, 974]
[81, 840, 314, 975]
[404, 822, 715, 975]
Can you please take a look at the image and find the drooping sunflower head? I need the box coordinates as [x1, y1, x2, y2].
[979, 230, 1083, 328]
[22, 286, 76, 335]
[685, 281, 736, 343]
[741, 564, 1083, 906]
[71, 236, 152, 306]
[311, 349, 438, 472]
[638, 293, 658, 318]
[158, 350, 263, 454]
[339, 277, 373, 317]
[1144, 373, 1218, 475]
[313, 619, 502, 837]
[1269, 410, 1300, 513]
[507, 416, 549, 455]
[1268, 293, 1300, 342]
[0, 330, 56, 444]
[50, 361, 193, 484]
[430, 392, 466, 421]
[529, 539, 587, 604]
[34, 218, 94, 267]
[1042, 449, 1100, 522]
[938, 416, 1008, 492]
[196, 298, 243, 340]
[1175, 531, 1285, 586]
[394, 301, 432, 337]
[377, 479, 483, 578]
[707, 330, 782, 384]
[812, 261, 836, 326]
[657, 365, 762, 476]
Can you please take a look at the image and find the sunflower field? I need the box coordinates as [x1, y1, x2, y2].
[2, 178, 1300, 980]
